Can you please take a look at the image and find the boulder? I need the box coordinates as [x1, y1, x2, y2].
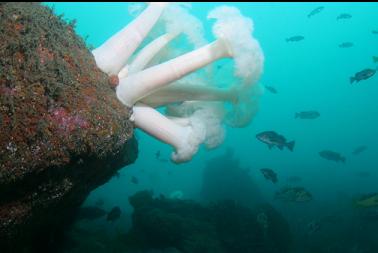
[0, 3, 137, 252]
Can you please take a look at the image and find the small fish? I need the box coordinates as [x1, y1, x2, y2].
[337, 13, 352, 20]
[155, 150, 168, 162]
[308, 6, 324, 18]
[131, 176, 139, 184]
[286, 35, 304, 42]
[295, 111, 320, 119]
[107, 206, 121, 222]
[256, 131, 295, 151]
[354, 193, 378, 208]
[265, 85, 277, 94]
[307, 220, 321, 234]
[319, 150, 346, 163]
[350, 68, 376, 83]
[339, 42, 354, 48]
[155, 150, 161, 159]
[373, 56, 378, 63]
[260, 168, 278, 184]
[352, 145, 367, 155]
[372, 30, 378, 34]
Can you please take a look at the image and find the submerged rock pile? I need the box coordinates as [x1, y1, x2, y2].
[125, 190, 292, 253]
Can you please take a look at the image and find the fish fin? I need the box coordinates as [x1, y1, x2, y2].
[268, 144, 274, 149]
[286, 141, 295, 152]
[350, 77, 355, 84]
[277, 145, 284, 150]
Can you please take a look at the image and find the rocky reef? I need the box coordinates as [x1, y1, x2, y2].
[124, 190, 292, 253]
[0, 3, 137, 252]
[201, 147, 263, 208]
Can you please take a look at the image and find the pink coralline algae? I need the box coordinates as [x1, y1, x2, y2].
[0, 87, 17, 96]
[50, 107, 90, 135]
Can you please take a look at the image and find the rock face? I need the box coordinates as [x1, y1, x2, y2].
[124, 191, 292, 253]
[0, 3, 137, 252]
[201, 148, 263, 208]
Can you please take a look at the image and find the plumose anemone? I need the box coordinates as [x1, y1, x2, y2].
[92, 3, 264, 163]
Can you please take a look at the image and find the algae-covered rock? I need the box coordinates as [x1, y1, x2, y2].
[0, 3, 137, 252]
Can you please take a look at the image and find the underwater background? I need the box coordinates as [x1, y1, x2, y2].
[42, 2, 378, 253]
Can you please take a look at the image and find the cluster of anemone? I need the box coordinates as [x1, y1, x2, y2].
[92, 3, 264, 163]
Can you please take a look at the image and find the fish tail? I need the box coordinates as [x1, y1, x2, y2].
[286, 38, 290, 42]
[373, 56, 378, 63]
[341, 157, 346, 163]
[350, 77, 355, 84]
[286, 141, 295, 152]
[295, 113, 299, 118]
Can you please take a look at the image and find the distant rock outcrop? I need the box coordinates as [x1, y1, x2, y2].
[201, 148, 263, 208]
[124, 190, 292, 253]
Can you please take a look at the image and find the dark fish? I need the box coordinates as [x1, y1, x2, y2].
[295, 111, 320, 119]
[286, 176, 302, 183]
[337, 13, 352, 20]
[354, 193, 378, 208]
[256, 131, 295, 151]
[155, 150, 168, 162]
[339, 42, 353, 48]
[308, 6, 324, 18]
[319, 150, 346, 163]
[265, 85, 277, 94]
[352, 145, 367, 155]
[373, 56, 378, 63]
[286, 35, 304, 42]
[131, 176, 139, 184]
[350, 68, 376, 83]
[76, 206, 107, 221]
[155, 150, 161, 159]
[372, 30, 378, 34]
[307, 220, 321, 234]
[260, 168, 278, 184]
[107, 206, 121, 222]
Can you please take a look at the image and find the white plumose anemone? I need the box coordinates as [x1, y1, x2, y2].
[91, 3, 264, 163]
